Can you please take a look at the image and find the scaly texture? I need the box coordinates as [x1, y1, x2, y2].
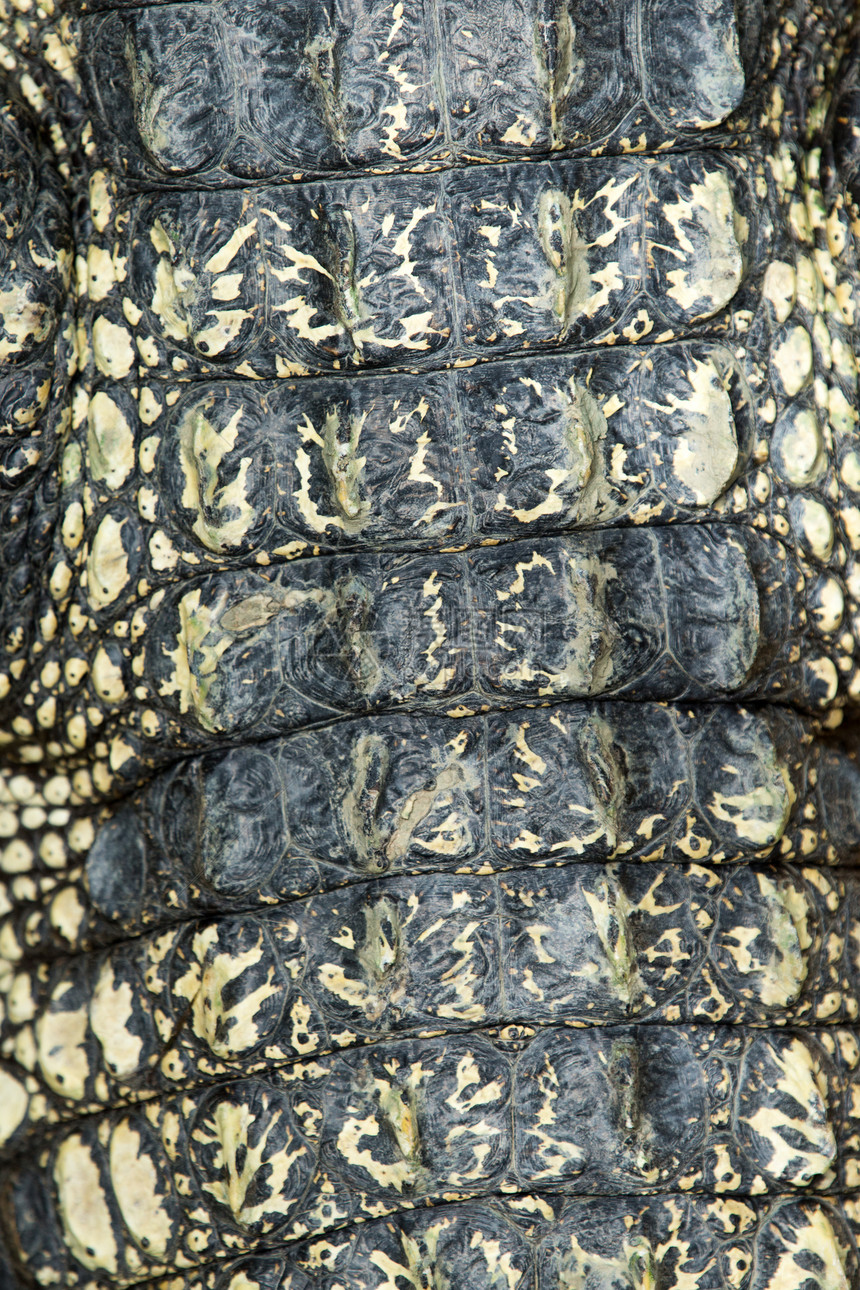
[2, 2, 860, 1289]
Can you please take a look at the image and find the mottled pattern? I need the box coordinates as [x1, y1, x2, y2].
[5, 1023, 860, 1286]
[2, 863, 860, 1150]
[85, 1196, 860, 1290]
[2, 702, 858, 968]
[1, 0, 860, 1287]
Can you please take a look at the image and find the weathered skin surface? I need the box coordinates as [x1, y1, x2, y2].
[2, 0, 860, 1287]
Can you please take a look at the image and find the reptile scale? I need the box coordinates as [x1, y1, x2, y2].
[0, 0, 860, 1285]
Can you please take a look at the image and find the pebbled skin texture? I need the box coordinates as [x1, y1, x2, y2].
[3, 0, 860, 1287]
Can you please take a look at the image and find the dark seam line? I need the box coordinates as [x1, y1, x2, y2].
[102, 131, 768, 200]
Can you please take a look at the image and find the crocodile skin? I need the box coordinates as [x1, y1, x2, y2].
[1, 1, 860, 1287]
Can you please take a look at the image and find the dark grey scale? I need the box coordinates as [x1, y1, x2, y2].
[80, 342, 757, 564]
[0, 102, 73, 704]
[2, 0, 860, 1286]
[1, 702, 858, 964]
[832, 26, 860, 217]
[0, 859, 858, 1149]
[0, 106, 71, 490]
[77, 0, 769, 183]
[3, 1024, 860, 1286]
[5, 5, 858, 786]
[83, 150, 766, 381]
[46, 525, 830, 779]
[89, 1195, 860, 1290]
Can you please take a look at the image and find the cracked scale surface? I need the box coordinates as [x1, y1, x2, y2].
[2, 0, 860, 1287]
